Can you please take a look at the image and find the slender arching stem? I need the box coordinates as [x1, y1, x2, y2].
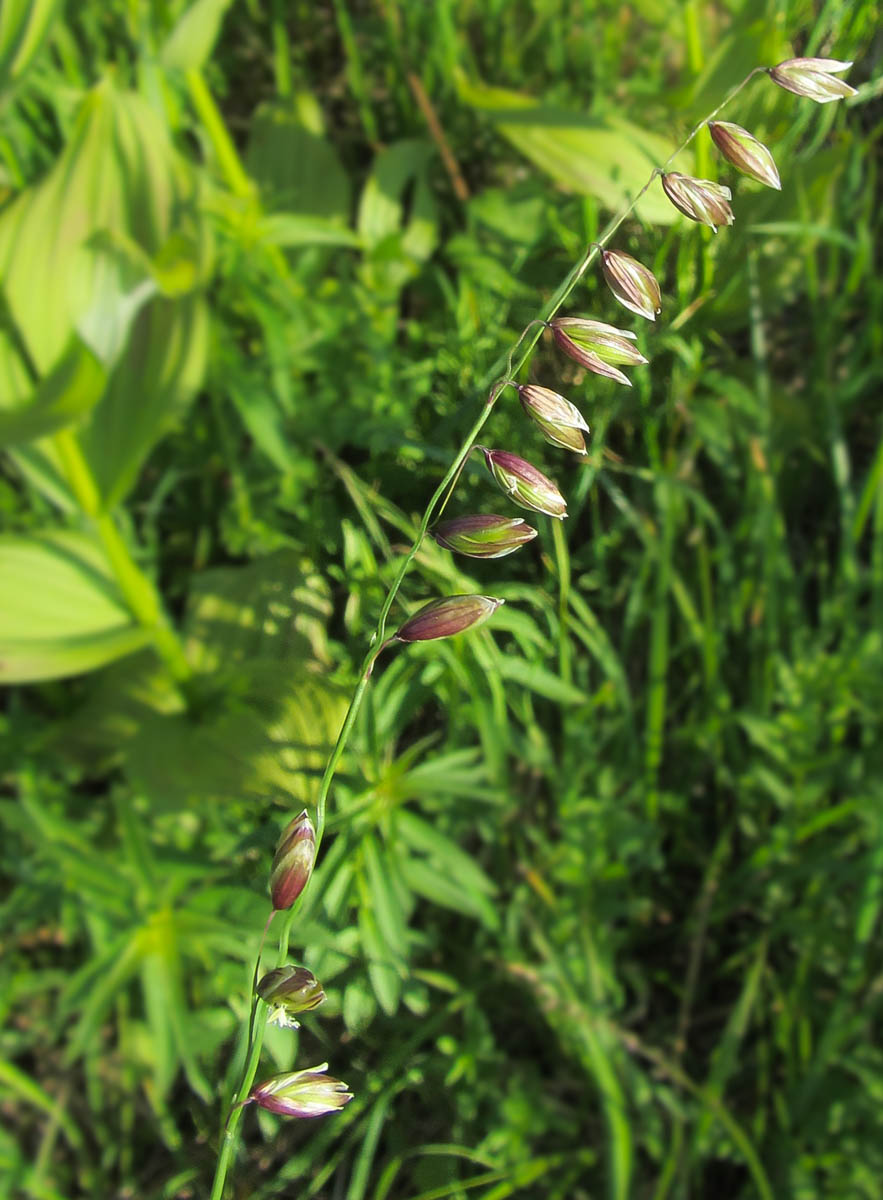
[305, 65, 772, 862]
[210, 63, 773, 1200]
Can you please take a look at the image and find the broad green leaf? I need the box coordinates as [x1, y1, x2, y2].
[116, 553, 346, 808]
[185, 551, 335, 669]
[4, 438, 76, 513]
[0, 82, 185, 372]
[123, 684, 298, 812]
[0, 81, 209, 505]
[51, 555, 346, 806]
[79, 293, 209, 506]
[247, 102, 351, 220]
[0, 327, 31, 411]
[456, 73, 687, 225]
[357, 139, 435, 246]
[0, 339, 106, 447]
[75, 230, 209, 363]
[160, 0, 234, 73]
[0, 0, 61, 99]
[73, 233, 159, 365]
[0, 530, 149, 683]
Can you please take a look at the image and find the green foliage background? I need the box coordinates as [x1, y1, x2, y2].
[1, 1, 881, 1197]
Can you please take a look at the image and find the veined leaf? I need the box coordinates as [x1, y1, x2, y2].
[456, 72, 688, 225]
[0, 530, 148, 683]
[0, 339, 106, 448]
[0, 81, 185, 372]
[247, 101, 351, 221]
[0, 81, 209, 505]
[79, 294, 209, 506]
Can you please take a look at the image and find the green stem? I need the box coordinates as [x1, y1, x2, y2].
[307, 63, 773, 849]
[210, 1027, 266, 1200]
[52, 429, 191, 683]
[185, 69, 254, 200]
[210, 909, 289, 1200]
[210, 63, 773, 1195]
[551, 518, 572, 686]
[271, 0, 292, 98]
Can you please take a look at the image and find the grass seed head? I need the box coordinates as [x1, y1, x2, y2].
[769, 57, 857, 103]
[518, 384, 589, 454]
[709, 122, 781, 190]
[601, 249, 662, 321]
[270, 810, 316, 911]
[249, 1065, 352, 1118]
[395, 594, 505, 642]
[661, 171, 735, 232]
[480, 447, 569, 518]
[432, 514, 538, 558]
[257, 966, 326, 1027]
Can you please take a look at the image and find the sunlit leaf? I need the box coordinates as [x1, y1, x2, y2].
[0, 530, 149, 683]
[456, 72, 689, 225]
[0, 80, 209, 505]
[160, 0, 234, 73]
[0, 338, 106, 447]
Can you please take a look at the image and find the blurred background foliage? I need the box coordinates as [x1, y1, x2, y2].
[0, 0, 881, 1197]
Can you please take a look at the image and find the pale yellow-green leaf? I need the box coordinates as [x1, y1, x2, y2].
[160, 0, 234, 74]
[456, 73, 690, 225]
[73, 233, 159, 366]
[0, 82, 184, 372]
[79, 293, 209, 507]
[5, 439, 76, 513]
[0, 530, 148, 682]
[357, 140, 435, 245]
[0, 339, 107, 448]
[0, 81, 208, 505]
